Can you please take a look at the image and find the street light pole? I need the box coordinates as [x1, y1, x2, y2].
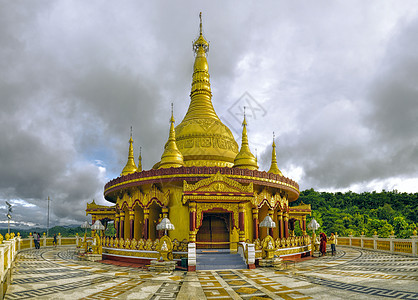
[47, 196, 51, 237]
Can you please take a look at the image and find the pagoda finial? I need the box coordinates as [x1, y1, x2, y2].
[159, 106, 184, 169]
[137, 146, 142, 172]
[121, 129, 138, 176]
[233, 115, 258, 170]
[199, 12, 203, 35]
[268, 132, 283, 175]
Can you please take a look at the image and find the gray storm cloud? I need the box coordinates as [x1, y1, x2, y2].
[0, 1, 417, 227]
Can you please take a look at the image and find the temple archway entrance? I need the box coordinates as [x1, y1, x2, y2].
[196, 212, 230, 249]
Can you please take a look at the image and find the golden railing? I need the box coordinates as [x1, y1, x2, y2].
[101, 236, 188, 252]
[377, 240, 390, 251]
[394, 241, 412, 254]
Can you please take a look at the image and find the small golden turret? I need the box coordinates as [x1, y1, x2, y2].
[233, 113, 258, 170]
[268, 133, 283, 176]
[159, 106, 185, 169]
[120, 128, 138, 176]
[137, 147, 142, 172]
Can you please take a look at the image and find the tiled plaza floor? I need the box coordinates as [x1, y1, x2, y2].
[5, 246, 418, 299]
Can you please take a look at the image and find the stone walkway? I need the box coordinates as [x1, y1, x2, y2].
[5, 246, 418, 299]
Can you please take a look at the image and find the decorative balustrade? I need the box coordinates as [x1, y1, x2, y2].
[252, 235, 311, 259]
[101, 236, 188, 252]
[338, 234, 418, 256]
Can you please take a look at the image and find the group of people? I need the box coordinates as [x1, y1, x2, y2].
[32, 232, 58, 249]
[32, 232, 41, 249]
[319, 232, 336, 256]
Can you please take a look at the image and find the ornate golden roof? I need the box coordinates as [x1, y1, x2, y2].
[233, 115, 258, 170]
[175, 13, 238, 167]
[158, 110, 185, 169]
[268, 134, 283, 176]
[120, 132, 138, 176]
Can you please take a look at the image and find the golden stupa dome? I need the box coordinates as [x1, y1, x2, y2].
[175, 13, 238, 167]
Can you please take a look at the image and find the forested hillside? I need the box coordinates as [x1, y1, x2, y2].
[291, 189, 417, 238]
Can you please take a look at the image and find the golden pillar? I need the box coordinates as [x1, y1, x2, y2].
[119, 212, 125, 240]
[115, 213, 120, 238]
[143, 209, 149, 240]
[277, 211, 283, 239]
[302, 215, 307, 235]
[129, 210, 135, 240]
[189, 202, 197, 242]
[284, 212, 289, 238]
[239, 203, 245, 242]
[268, 209, 274, 236]
[252, 208, 259, 241]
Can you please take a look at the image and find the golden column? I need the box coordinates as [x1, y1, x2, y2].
[302, 215, 307, 235]
[284, 212, 289, 238]
[143, 209, 149, 240]
[268, 209, 274, 237]
[115, 213, 120, 238]
[277, 211, 283, 239]
[252, 208, 259, 241]
[239, 203, 245, 242]
[119, 211, 125, 240]
[129, 210, 135, 240]
[189, 202, 197, 242]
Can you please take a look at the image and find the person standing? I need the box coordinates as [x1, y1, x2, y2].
[319, 232, 327, 256]
[329, 232, 336, 256]
[37, 232, 41, 249]
[33, 232, 38, 249]
[53, 234, 57, 248]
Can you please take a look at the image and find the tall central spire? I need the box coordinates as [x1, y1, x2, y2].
[183, 12, 219, 121]
[174, 13, 239, 167]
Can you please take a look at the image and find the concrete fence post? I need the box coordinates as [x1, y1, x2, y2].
[411, 235, 417, 256]
[43, 233, 47, 247]
[389, 234, 396, 252]
[373, 234, 379, 250]
[360, 235, 365, 248]
[348, 234, 353, 246]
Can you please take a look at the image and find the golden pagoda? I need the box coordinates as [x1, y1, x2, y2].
[87, 13, 311, 270]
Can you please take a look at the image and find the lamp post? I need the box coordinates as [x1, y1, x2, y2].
[156, 217, 175, 236]
[308, 218, 320, 256]
[259, 215, 276, 237]
[81, 221, 91, 253]
[5, 201, 12, 235]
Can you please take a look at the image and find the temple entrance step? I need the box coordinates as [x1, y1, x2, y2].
[196, 250, 247, 270]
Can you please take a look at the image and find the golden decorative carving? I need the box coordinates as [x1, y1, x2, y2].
[184, 171, 253, 193]
[253, 187, 285, 209]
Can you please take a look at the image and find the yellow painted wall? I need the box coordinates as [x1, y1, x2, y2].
[165, 184, 189, 242]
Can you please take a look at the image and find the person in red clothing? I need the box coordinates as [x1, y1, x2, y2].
[319, 232, 327, 256]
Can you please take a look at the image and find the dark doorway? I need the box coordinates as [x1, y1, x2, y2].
[196, 212, 230, 249]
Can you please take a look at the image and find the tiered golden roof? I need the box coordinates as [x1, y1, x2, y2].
[233, 115, 258, 170]
[175, 13, 238, 167]
[158, 110, 185, 169]
[268, 134, 283, 176]
[120, 132, 138, 176]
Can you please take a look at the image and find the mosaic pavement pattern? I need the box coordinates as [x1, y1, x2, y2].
[5, 246, 418, 299]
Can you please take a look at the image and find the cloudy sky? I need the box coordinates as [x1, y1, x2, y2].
[1, 1, 417, 229]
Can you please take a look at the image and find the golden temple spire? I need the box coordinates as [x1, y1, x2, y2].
[182, 12, 218, 121]
[121, 127, 138, 176]
[159, 104, 185, 169]
[137, 147, 142, 172]
[233, 110, 258, 170]
[268, 132, 283, 176]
